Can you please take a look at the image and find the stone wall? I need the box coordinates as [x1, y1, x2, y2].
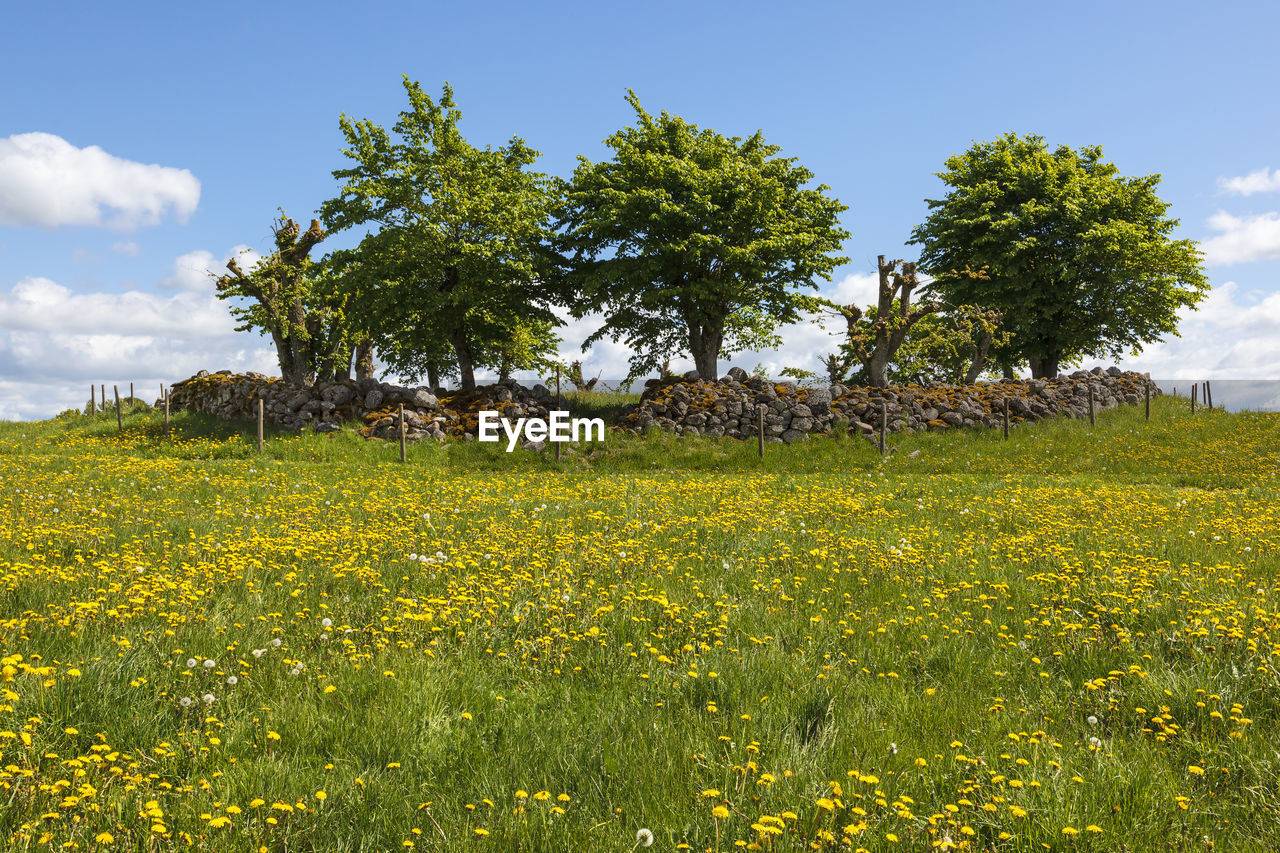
[168, 366, 1156, 445]
[167, 371, 563, 442]
[618, 366, 1157, 443]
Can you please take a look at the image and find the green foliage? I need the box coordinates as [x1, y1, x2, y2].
[321, 78, 564, 390]
[557, 92, 849, 382]
[910, 133, 1208, 377]
[213, 212, 356, 386]
[838, 301, 1008, 386]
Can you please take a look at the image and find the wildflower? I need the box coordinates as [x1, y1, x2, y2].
[321, 618, 332, 628]
[186, 659, 198, 669]
[204, 659, 216, 669]
[179, 697, 192, 708]
[712, 806, 730, 819]
[203, 693, 215, 705]
[226, 676, 238, 686]
[271, 638, 282, 648]
[1087, 715, 1098, 726]
[636, 828, 654, 847]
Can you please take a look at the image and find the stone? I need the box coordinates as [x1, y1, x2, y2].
[803, 389, 832, 415]
[284, 390, 311, 410]
[727, 366, 749, 382]
[321, 384, 355, 406]
[781, 429, 807, 444]
[412, 389, 438, 409]
[363, 389, 384, 410]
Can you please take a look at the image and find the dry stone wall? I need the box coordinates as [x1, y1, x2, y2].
[167, 370, 563, 442]
[618, 366, 1157, 443]
[169, 366, 1155, 445]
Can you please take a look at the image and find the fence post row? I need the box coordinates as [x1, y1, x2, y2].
[1191, 383, 1197, 414]
[114, 385, 122, 430]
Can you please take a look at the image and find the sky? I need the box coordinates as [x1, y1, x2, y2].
[2, 0, 1279, 419]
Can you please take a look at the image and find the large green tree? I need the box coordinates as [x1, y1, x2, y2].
[557, 92, 849, 381]
[321, 78, 563, 391]
[909, 133, 1208, 378]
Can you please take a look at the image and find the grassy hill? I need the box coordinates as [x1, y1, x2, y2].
[0, 399, 1277, 851]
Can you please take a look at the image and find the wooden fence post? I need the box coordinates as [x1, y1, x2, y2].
[130, 382, 134, 403]
[1088, 383, 1095, 427]
[164, 391, 170, 437]
[257, 398, 264, 454]
[1191, 383, 1196, 414]
[879, 399, 887, 454]
[1003, 397, 1009, 439]
[399, 404, 406, 464]
[114, 385, 122, 430]
[90, 384, 96, 415]
[1206, 380, 1213, 411]
[757, 405, 764, 458]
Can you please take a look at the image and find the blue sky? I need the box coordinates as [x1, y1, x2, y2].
[2, 0, 1279, 418]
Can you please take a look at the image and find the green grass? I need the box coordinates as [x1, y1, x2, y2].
[0, 397, 1277, 851]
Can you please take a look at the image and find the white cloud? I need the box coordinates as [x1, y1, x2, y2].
[0, 270, 282, 420]
[111, 241, 141, 256]
[1, 276, 236, 336]
[0, 132, 200, 230]
[1083, 280, 1280, 382]
[1220, 167, 1280, 196]
[1199, 210, 1280, 265]
[161, 245, 262, 292]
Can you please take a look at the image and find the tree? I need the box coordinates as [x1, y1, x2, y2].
[557, 92, 849, 381]
[828, 256, 942, 388]
[215, 212, 360, 387]
[321, 78, 563, 391]
[875, 304, 1007, 386]
[909, 133, 1208, 378]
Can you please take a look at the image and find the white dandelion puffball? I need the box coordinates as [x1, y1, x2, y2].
[226, 676, 238, 686]
[179, 696, 192, 708]
[321, 618, 332, 628]
[252, 649, 266, 658]
[409, 553, 418, 561]
[1089, 736, 1101, 748]
[271, 638, 282, 648]
[203, 693, 215, 705]
[636, 828, 654, 847]
[186, 658, 197, 669]
[1087, 715, 1098, 726]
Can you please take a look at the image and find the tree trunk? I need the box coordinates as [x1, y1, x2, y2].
[866, 351, 891, 388]
[354, 338, 374, 381]
[964, 328, 995, 384]
[687, 319, 724, 381]
[1029, 355, 1060, 379]
[427, 364, 440, 393]
[498, 352, 512, 384]
[451, 324, 476, 391]
[286, 299, 315, 387]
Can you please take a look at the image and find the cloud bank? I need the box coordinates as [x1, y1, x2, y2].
[0, 132, 200, 229]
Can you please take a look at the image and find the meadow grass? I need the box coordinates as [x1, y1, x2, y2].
[0, 397, 1277, 851]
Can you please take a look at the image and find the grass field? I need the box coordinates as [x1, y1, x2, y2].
[1, 398, 1278, 852]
